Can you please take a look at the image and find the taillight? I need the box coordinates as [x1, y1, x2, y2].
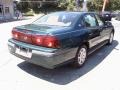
[32, 35, 60, 48]
[12, 28, 60, 48]
[32, 35, 45, 46]
[12, 28, 32, 44]
[12, 28, 19, 40]
[43, 36, 60, 48]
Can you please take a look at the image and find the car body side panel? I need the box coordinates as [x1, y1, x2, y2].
[77, 13, 102, 48]
[86, 27, 101, 48]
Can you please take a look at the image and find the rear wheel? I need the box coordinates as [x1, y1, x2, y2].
[73, 45, 87, 67]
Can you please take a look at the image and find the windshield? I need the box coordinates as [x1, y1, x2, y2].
[33, 12, 79, 27]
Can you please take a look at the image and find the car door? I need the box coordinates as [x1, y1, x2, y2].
[83, 13, 101, 48]
[95, 14, 111, 43]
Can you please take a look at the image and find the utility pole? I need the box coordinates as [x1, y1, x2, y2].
[82, 0, 87, 11]
[102, 0, 108, 12]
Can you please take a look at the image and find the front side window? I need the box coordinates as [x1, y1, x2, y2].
[84, 14, 97, 27]
[33, 12, 79, 27]
[95, 15, 104, 26]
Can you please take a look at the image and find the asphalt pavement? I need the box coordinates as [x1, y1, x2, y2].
[0, 17, 120, 90]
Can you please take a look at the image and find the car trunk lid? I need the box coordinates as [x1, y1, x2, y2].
[12, 24, 61, 48]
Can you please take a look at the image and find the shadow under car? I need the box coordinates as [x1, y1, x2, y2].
[17, 40, 119, 85]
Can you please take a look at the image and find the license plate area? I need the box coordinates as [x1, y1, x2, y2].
[15, 46, 32, 58]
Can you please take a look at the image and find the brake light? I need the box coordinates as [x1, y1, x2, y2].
[12, 28, 19, 40]
[32, 35, 60, 48]
[32, 35, 44, 46]
[12, 28, 60, 48]
[14, 33, 18, 38]
[43, 36, 60, 48]
[12, 28, 32, 44]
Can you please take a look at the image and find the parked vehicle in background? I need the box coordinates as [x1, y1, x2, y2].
[110, 12, 117, 18]
[100, 11, 112, 21]
[8, 12, 114, 69]
[116, 12, 120, 21]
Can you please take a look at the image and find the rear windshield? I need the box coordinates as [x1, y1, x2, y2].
[33, 12, 79, 27]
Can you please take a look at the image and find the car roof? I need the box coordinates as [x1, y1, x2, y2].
[51, 11, 97, 15]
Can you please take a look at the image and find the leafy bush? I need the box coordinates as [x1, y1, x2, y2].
[59, 0, 76, 11]
[87, 0, 120, 11]
[17, 0, 120, 13]
[23, 9, 34, 16]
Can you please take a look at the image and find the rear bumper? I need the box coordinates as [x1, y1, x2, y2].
[8, 39, 78, 69]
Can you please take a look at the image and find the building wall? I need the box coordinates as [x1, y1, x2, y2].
[0, 0, 14, 20]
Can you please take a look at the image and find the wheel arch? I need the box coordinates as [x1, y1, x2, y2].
[83, 41, 90, 50]
[76, 41, 89, 56]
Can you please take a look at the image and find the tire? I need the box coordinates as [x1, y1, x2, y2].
[73, 45, 87, 67]
[107, 32, 114, 45]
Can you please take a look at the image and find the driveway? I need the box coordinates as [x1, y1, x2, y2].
[0, 18, 120, 90]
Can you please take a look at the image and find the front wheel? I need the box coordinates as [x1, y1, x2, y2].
[73, 45, 87, 67]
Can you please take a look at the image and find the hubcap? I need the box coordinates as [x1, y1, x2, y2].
[78, 48, 87, 65]
[110, 33, 113, 43]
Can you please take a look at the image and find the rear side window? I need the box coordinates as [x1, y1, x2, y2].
[84, 14, 97, 27]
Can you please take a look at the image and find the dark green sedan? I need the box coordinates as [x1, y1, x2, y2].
[8, 11, 114, 69]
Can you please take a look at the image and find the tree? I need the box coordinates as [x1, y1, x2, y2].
[87, 0, 120, 11]
[17, 0, 120, 13]
[87, 0, 103, 11]
[59, 0, 84, 11]
[108, 0, 120, 11]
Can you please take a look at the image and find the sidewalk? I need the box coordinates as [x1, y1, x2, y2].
[0, 14, 44, 24]
[111, 18, 120, 28]
[0, 17, 31, 24]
